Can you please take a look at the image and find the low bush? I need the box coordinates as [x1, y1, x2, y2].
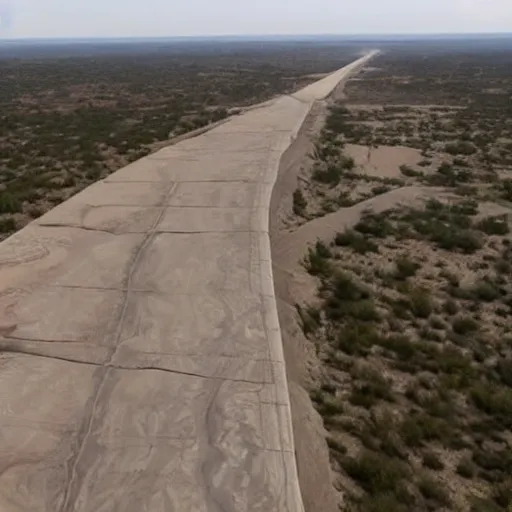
[432, 228, 483, 254]
[349, 366, 394, 408]
[342, 451, 410, 494]
[400, 164, 423, 177]
[303, 241, 333, 277]
[312, 163, 343, 186]
[296, 304, 321, 336]
[493, 481, 512, 509]
[0, 217, 16, 232]
[418, 474, 451, 506]
[445, 140, 477, 156]
[394, 257, 421, 280]
[292, 188, 307, 216]
[355, 213, 394, 239]
[443, 298, 459, 316]
[379, 334, 416, 361]
[337, 323, 383, 356]
[452, 316, 479, 335]
[326, 436, 348, 455]
[471, 383, 512, 426]
[0, 192, 22, 214]
[471, 280, 501, 302]
[477, 215, 510, 236]
[354, 493, 409, 512]
[400, 414, 453, 447]
[422, 451, 445, 471]
[335, 229, 379, 254]
[408, 288, 434, 319]
[457, 455, 476, 478]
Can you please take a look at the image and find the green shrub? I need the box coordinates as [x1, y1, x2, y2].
[318, 396, 344, 416]
[418, 474, 451, 506]
[453, 157, 469, 167]
[473, 447, 512, 474]
[342, 451, 409, 494]
[394, 257, 421, 280]
[493, 480, 512, 509]
[329, 272, 369, 302]
[0, 192, 22, 214]
[452, 316, 479, 335]
[303, 242, 333, 277]
[0, 217, 16, 232]
[420, 327, 443, 342]
[409, 288, 433, 319]
[496, 358, 512, 387]
[326, 436, 347, 455]
[315, 240, 332, 259]
[452, 199, 479, 216]
[334, 229, 379, 254]
[355, 213, 394, 238]
[429, 316, 446, 330]
[422, 451, 445, 471]
[292, 188, 307, 216]
[440, 269, 460, 287]
[372, 185, 391, 196]
[443, 299, 459, 316]
[345, 300, 381, 322]
[379, 334, 416, 361]
[341, 155, 356, 170]
[296, 304, 321, 336]
[495, 259, 511, 275]
[349, 367, 394, 408]
[471, 383, 512, 426]
[354, 493, 409, 512]
[400, 164, 423, 177]
[456, 455, 476, 479]
[312, 163, 343, 186]
[477, 215, 510, 236]
[400, 414, 452, 447]
[471, 280, 501, 302]
[337, 323, 383, 355]
[432, 228, 483, 254]
[445, 140, 477, 156]
[501, 179, 512, 202]
[470, 498, 503, 512]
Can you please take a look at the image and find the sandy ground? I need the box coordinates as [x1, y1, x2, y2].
[345, 143, 423, 178]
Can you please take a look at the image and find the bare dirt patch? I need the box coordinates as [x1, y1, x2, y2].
[345, 144, 423, 179]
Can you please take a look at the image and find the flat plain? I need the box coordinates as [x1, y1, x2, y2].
[0, 39, 362, 239]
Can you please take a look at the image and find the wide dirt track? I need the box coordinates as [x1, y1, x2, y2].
[0, 52, 375, 512]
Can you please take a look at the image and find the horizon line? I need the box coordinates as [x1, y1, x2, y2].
[1, 31, 512, 43]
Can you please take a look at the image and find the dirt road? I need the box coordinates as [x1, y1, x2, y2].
[0, 51, 376, 512]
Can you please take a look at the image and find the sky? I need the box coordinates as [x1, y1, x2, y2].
[1, 0, 512, 39]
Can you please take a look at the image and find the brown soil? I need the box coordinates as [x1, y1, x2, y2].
[345, 144, 422, 179]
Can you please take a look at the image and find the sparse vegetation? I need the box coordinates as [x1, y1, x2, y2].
[289, 40, 512, 512]
[293, 188, 308, 217]
[0, 41, 359, 240]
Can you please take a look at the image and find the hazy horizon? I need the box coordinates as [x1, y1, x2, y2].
[2, 32, 512, 43]
[1, 0, 512, 39]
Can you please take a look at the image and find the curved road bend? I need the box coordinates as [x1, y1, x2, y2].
[0, 52, 376, 512]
